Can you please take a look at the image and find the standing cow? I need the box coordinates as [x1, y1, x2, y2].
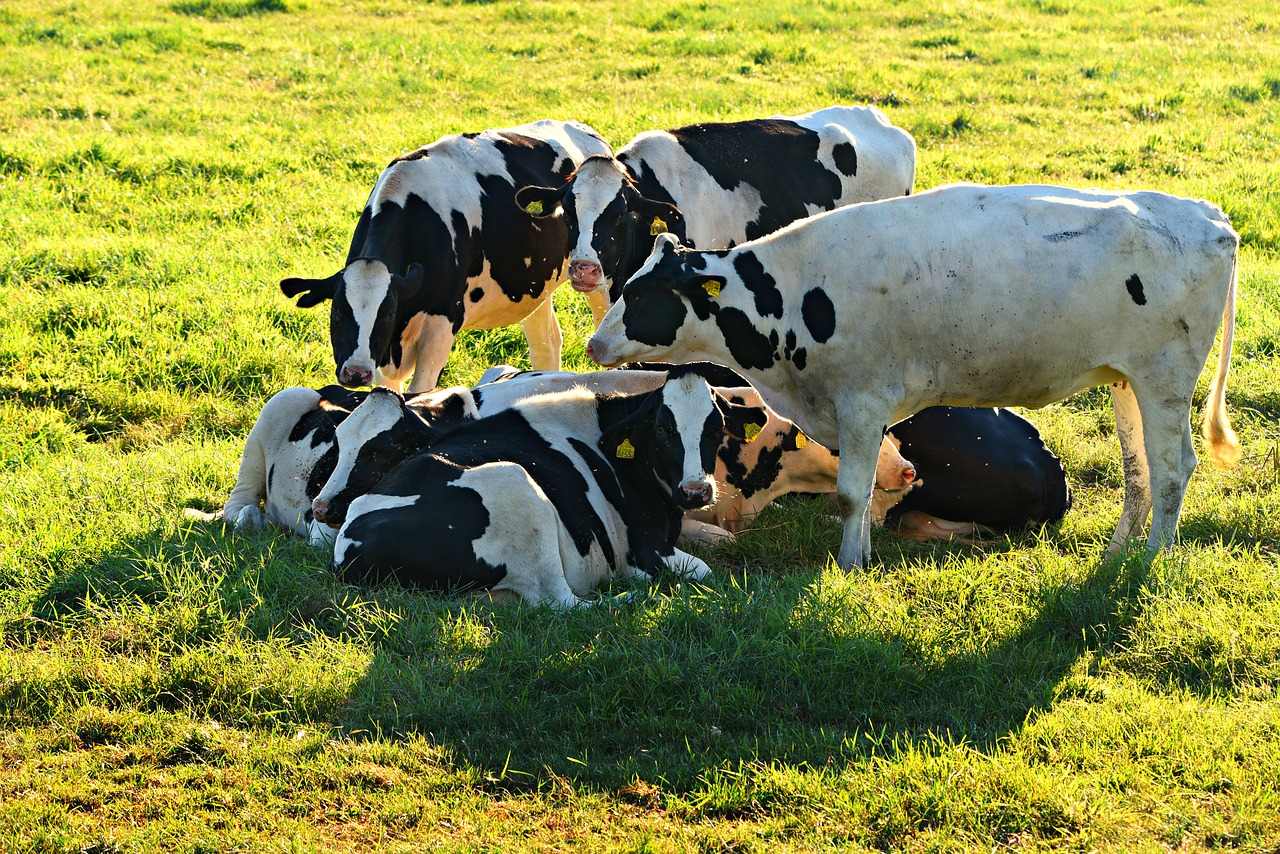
[587, 183, 1240, 568]
[280, 119, 613, 393]
[513, 106, 916, 308]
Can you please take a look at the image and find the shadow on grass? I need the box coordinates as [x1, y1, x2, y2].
[18, 513, 1155, 794]
[330, 538, 1156, 792]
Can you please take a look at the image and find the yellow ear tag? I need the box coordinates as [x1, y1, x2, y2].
[702, 279, 721, 298]
[616, 438, 636, 459]
[650, 216, 668, 236]
[795, 432, 808, 449]
[744, 423, 762, 443]
[524, 200, 544, 216]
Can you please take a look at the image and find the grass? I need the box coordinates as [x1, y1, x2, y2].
[2, 0, 1280, 850]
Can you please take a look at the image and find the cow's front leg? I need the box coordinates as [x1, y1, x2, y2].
[834, 414, 892, 571]
[406, 313, 458, 393]
[520, 296, 562, 372]
[662, 548, 712, 580]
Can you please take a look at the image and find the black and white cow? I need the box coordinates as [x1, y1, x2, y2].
[280, 120, 613, 393]
[884, 407, 1071, 543]
[331, 370, 763, 607]
[588, 182, 1241, 568]
[206, 384, 476, 545]
[309, 361, 914, 546]
[513, 106, 916, 306]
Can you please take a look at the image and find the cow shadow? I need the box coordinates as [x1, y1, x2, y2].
[328, 522, 1158, 792]
[23, 513, 1155, 794]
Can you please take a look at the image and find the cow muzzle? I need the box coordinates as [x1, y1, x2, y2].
[339, 364, 375, 388]
[311, 497, 345, 527]
[677, 477, 716, 509]
[568, 259, 603, 293]
[586, 336, 619, 367]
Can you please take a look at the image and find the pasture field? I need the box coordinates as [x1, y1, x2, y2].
[2, 0, 1279, 850]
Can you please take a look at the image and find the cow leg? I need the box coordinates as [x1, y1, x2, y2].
[473, 467, 586, 609]
[679, 517, 736, 546]
[1133, 381, 1198, 551]
[585, 288, 612, 328]
[521, 297, 562, 372]
[404, 314, 458, 393]
[1108, 380, 1153, 552]
[662, 548, 712, 580]
[834, 410, 890, 570]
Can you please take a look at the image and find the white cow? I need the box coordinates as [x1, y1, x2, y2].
[588, 183, 1240, 568]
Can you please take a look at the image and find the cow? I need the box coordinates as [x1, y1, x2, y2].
[884, 407, 1071, 543]
[201, 384, 477, 545]
[331, 370, 765, 608]
[513, 106, 916, 306]
[309, 362, 916, 547]
[279, 119, 613, 393]
[587, 182, 1241, 569]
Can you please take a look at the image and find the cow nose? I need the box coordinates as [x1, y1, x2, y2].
[311, 498, 330, 523]
[902, 467, 916, 484]
[340, 366, 373, 387]
[569, 259, 603, 291]
[680, 479, 714, 507]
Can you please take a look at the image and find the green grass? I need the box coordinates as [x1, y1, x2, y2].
[2, 0, 1280, 850]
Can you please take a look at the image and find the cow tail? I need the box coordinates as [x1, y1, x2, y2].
[1200, 248, 1241, 468]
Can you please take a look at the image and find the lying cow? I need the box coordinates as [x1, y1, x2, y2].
[201, 384, 476, 545]
[332, 370, 763, 607]
[280, 119, 612, 393]
[588, 182, 1240, 568]
[514, 106, 916, 306]
[885, 407, 1071, 543]
[310, 361, 916, 546]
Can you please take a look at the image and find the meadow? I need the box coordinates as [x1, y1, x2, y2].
[1, 0, 1279, 850]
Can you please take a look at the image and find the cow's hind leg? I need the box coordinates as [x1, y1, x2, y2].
[1133, 380, 1198, 551]
[1108, 380, 1152, 552]
[521, 297, 563, 372]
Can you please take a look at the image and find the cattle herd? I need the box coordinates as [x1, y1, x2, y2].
[200, 106, 1241, 606]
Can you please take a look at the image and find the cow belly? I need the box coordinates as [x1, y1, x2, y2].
[459, 260, 560, 330]
[334, 489, 508, 592]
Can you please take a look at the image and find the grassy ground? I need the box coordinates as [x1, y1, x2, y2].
[2, 0, 1279, 850]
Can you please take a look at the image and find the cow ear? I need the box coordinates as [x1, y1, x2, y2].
[280, 271, 341, 308]
[630, 196, 686, 242]
[680, 275, 726, 301]
[715, 393, 768, 442]
[415, 386, 479, 426]
[514, 184, 564, 219]
[599, 394, 660, 463]
[391, 263, 424, 296]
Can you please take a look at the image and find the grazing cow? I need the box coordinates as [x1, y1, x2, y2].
[884, 407, 1071, 542]
[280, 119, 613, 393]
[587, 183, 1241, 568]
[331, 371, 764, 607]
[514, 106, 916, 304]
[208, 384, 476, 545]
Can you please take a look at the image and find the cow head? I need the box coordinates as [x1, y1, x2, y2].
[310, 385, 478, 526]
[281, 259, 425, 388]
[601, 368, 764, 511]
[588, 234, 724, 368]
[514, 155, 685, 301]
[871, 432, 919, 525]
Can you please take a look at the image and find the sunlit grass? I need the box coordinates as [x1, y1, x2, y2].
[1, 0, 1279, 849]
